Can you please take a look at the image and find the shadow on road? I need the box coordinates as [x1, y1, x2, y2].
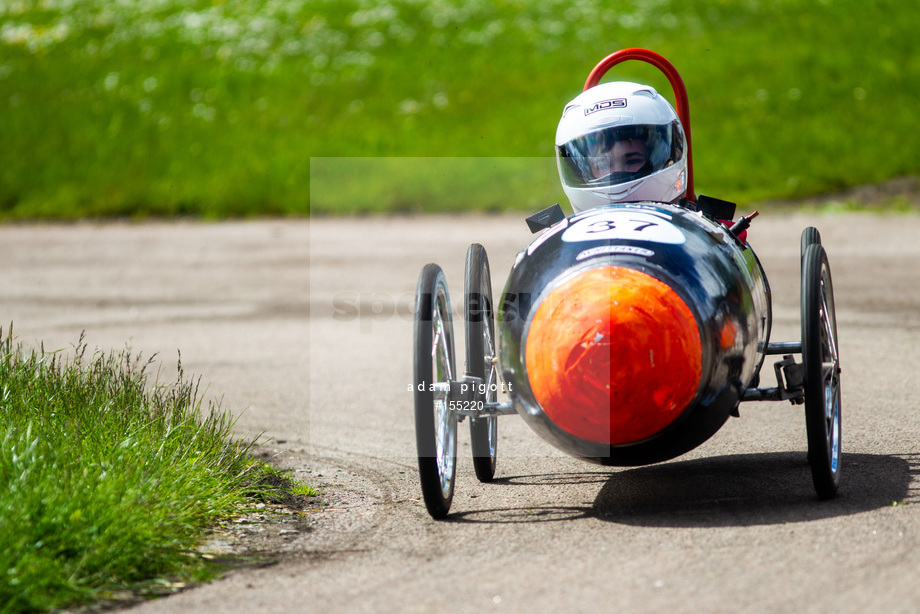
[445, 452, 911, 526]
[447, 505, 595, 523]
[593, 452, 910, 527]
[489, 472, 611, 487]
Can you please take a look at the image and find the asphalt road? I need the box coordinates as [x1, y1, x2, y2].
[2, 211, 919, 613]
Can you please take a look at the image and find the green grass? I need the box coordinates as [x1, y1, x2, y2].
[2, 0, 919, 217]
[0, 327, 307, 613]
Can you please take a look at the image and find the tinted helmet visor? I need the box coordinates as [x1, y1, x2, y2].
[557, 121, 684, 189]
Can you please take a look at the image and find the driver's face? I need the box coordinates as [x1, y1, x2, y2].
[588, 139, 647, 179]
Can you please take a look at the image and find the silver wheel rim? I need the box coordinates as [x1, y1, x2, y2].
[432, 289, 457, 498]
[819, 268, 841, 477]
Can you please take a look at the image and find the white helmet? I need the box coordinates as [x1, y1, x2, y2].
[555, 81, 687, 212]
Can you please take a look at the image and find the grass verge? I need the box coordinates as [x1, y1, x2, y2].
[2, 0, 919, 216]
[0, 326, 310, 613]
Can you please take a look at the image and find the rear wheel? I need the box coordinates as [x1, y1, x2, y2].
[465, 244, 498, 482]
[801, 243, 842, 499]
[801, 226, 822, 258]
[414, 264, 458, 518]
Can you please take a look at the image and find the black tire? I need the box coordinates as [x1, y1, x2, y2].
[801, 226, 821, 259]
[801, 243, 842, 499]
[414, 264, 458, 519]
[465, 244, 498, 482]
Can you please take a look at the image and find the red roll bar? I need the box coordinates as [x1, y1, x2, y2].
[584, 49, 695, 202]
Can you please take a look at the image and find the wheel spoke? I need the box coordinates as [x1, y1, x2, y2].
[433, 296, 455, 495]
[433, 307, 453, 382]
[820, 275, 840, 363]
[435, 398, 454, 492]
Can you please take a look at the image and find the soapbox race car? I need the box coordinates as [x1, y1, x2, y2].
[412, 49, 842, 519]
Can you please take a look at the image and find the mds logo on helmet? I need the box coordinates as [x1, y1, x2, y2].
[584, 98, 627, 116]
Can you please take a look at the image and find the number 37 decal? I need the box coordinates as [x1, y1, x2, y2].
[561, 210, 686, 245]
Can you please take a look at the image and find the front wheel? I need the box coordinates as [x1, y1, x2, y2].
[801, 243, 842, 499]
[414, 264, 458, 518]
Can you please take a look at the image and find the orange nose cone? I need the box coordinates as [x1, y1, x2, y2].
[525, 266, 702, 445]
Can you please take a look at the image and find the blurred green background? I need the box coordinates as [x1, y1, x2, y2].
[1, 0, 918, 218]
